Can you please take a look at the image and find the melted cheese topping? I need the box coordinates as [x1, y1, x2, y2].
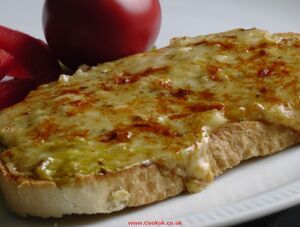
[0, 29, 299, 191]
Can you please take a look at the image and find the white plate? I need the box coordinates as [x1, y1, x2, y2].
[1, 0, 300, 226]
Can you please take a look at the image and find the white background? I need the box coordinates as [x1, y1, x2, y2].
[0, 0, 300, 226]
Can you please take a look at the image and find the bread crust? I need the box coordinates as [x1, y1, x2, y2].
[0, 121, 299, 217]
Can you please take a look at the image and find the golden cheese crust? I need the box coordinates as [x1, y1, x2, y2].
[0, 28, 300, 217]
[0, 121, 299, 217]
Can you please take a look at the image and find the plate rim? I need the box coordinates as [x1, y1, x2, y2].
[177, 178, 300, 226]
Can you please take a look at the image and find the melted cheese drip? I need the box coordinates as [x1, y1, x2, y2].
[0, 29, 299, 191]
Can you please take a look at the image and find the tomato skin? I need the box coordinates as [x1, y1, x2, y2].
[0, 25, 61, 110]
[0, 25, 61, 85]
[0, 78, 36, 110]
[0, 49, 14, 80]
[43, 0, 161, 69]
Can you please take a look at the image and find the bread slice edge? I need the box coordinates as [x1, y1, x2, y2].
[0, 121, 299, 218]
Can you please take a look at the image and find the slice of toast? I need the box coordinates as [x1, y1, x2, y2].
[0, 28, 300, 217]
[0, 121, 299, 217]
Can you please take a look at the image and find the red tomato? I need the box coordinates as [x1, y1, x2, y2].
[0, 25, 61, 84]
[43, 0, 162, 69]
[0, 25, 61, 110]
[0, 78, 35, 110]
[0, 49, 14, 80]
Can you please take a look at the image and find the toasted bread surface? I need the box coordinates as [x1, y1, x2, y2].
[0, 28, 300, 217]
[0, 121, 299, 217]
